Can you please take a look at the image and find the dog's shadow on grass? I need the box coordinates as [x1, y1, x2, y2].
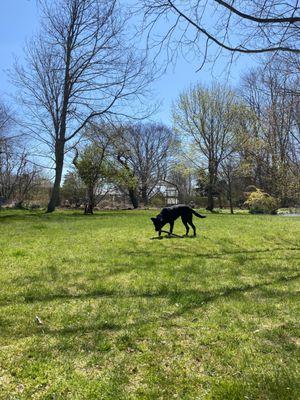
[150, 235, 197, 240]
[150, 236, 181, 240]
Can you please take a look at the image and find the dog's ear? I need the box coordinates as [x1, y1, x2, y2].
[151, 217, 156, 222]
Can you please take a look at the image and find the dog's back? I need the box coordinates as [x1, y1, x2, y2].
[158, 204, 194, 220]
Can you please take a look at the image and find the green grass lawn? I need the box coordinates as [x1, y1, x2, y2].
[0, 209, 299, 400]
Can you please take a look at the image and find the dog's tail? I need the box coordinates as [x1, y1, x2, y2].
[191, 209, 206, 218]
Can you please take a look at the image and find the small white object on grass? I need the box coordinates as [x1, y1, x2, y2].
[35, 315, 43, 325]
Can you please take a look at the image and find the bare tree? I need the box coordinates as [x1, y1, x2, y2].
[113, 123, 174, 206]
[115, 150, 140, 208]
[166, 161, 195, 203]
[0, 101, 13, 161]
[0, 101, 40, 207]
[265, 54, 300, 149]
[220, 155, 240, 214]
[0, 101, 12, 136]
[0, 141, 40, 207]
[173, 83, 244, 210]
[13, 0, 152, 212]
[142, 1, 299, 69]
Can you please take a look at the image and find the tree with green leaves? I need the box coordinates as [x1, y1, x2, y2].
[242, 63, 300, 206]
[73, 145, 109, 214]
[61, 172, 86, 207]
[173, 83, 245, 211]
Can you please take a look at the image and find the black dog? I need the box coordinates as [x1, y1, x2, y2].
[151, 204, 206, 237]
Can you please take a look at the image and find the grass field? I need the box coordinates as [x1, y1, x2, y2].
[0, 209, 299, 400]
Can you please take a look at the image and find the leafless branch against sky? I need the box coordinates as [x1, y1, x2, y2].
[141, 0, 300, 71]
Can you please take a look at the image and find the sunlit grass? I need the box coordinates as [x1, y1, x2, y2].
[0, 209, 299, 399]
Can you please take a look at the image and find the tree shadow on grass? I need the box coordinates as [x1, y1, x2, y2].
[0, 210, 125, 222]
[1, 245, 300, 307]
[1, 272, 300, 342]
[0, 212, 44, 221]
[56, 211, 127, 218]
[167, 272, 300, 320]
[0, 319, 122, 341]
[42, 321, 122, 338]
[6, 243, 299, 298]
[124, 246, 300, 261]
[2, 271, 298, 307]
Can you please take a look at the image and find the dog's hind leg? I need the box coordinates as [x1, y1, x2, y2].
[181, 216, 190, 236]
[188, 217, 196, 236]
[189, 220, 196, 236]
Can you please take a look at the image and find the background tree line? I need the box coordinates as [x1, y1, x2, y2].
[0, 0, 299, 213]
[1, 58, 299, 212]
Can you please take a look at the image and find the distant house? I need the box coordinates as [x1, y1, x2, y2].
[160, 182, 179, 205]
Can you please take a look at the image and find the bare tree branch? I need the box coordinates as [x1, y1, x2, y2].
[13, 0, 153, 212]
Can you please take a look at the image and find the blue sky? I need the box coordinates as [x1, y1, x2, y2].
[0, 1, 39, 94]
[0, 0, 257, 125]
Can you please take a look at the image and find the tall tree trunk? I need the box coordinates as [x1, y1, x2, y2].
[84, 186, 95, 214]
[47, 33, 71, 214]
[206, 164, 215, 211]
[141, 185, 148, 206]
[84, 203, 94, 214]
[206, 185, 214, 211]
[129, 188, 139, 208]
[218, 195, 223, 209]
[228, 177, 234, 214]
[47, 141, 64, 212]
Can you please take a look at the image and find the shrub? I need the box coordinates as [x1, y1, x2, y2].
[149, 193, 165, 208]
[244, 188, 278, 214]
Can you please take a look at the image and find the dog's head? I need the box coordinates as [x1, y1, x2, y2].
[151, 216, 165, 232]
